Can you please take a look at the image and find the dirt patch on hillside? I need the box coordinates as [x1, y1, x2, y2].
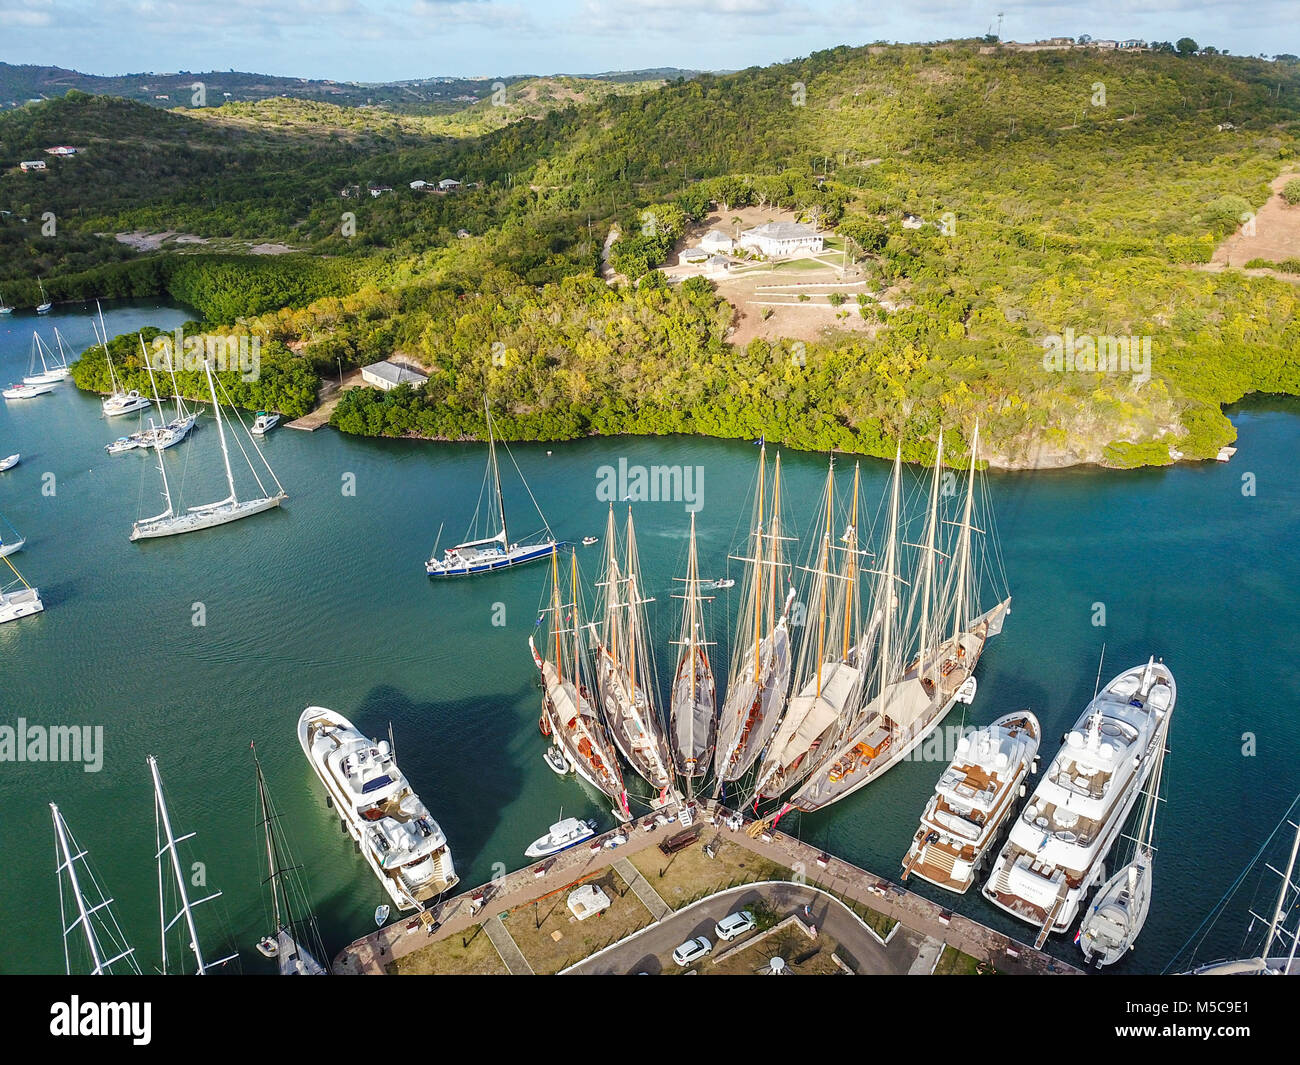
[1203, 169, 1300, 277]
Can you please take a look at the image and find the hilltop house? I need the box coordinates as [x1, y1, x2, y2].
[19, 160, 46, 172]
[738, 221, 823, 257]
[409, 179, 429, 189]
[438, 178, 461, 191]
[367, 183, 393, 198]
[43, 146, 77, 156]
[680, 247, 709, 266]
[361, 360, 428, 391]
[704, 254, 732, 277]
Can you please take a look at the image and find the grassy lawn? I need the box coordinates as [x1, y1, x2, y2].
[933, 944, 984, 976]
[500, 867, 654, 974]
[386, 923, 509, 975]
[629, 834, 793, 908]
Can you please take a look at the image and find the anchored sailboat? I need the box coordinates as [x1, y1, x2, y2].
[668, 512, 717, 782]
[130, 357, 286, 540]
[790, 425, 1012, 814]
[0, 508, 24, 557]
[251, 744, 328, 974]
[589, 507, 676, 799]
[530, 546, 631, 821]
[754, 460, 870, 801]
[134, 337, 198, 450]
[50, 803, 141, 975]
[713, 446, 796, 789]
[0, 552, 43, 623]
[96, 305, 151, 416]
[23, 332, 70, 385]
[150, 755, 239, 974]
[35, 278, 52, 314]
[426, 403, 557, 576]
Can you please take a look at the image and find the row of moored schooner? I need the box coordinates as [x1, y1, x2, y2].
[529, 427, 1012, 828]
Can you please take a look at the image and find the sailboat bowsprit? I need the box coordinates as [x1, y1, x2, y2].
[426, 403, 557, 576]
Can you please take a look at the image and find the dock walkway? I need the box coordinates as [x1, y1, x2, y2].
[482, 914, 534, 975]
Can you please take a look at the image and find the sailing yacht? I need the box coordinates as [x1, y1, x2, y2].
[299, 707, 459, 910]
[789, 426, 1012, 814]
[1183, 793, 1300, 976]
[94, 305, 151, 416]
[0, 290, 12, 315]
[902, 711, 1041, 894]
[713, 446, 796, 789]
[589, 507, 677, 799]
[0, 508, 25, 556]
[668, 512, 717, 780]
[49, 804, 141, 975]
[23, 333, 70, 384]
[1078, 729, 1167, 966]
[150, 755, 240, 974]
[529, 546, 631, 821]
[983, 658, 1176, 947]
[130, 358, 286, 540]
[134, 339, 197, 450]
[426, 403, 557, 576]
[0, 553, 43, 623]
[754, 461, 870, 801]
[35, 278, 52, 314]
[251, 744, 328, 974]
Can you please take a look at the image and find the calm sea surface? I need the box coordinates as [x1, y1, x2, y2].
[1, 300, 1297, 974]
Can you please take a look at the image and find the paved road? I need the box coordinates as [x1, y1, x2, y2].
[567, 882, 924, 975]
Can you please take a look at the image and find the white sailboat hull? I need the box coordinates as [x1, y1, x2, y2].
[130, 492, 286, 540]
[0, 587, 44, 624]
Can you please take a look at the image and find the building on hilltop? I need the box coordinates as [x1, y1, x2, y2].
[738, 221, 823, 257]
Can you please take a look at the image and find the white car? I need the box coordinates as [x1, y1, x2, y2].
[714, 910, 755, 941]
[672, 936, 712, 966]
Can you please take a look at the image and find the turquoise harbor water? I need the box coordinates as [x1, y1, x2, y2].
[1, 301, 1297, 975]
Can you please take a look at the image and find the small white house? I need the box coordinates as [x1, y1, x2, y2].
[705, 254, 731, 276]
[438, 178, 461, 191]
[699, 229, 734, 253]
[738, 221, 823, 258]
[361, 360, 428, 390]
[567, 884, 611, 921]
[680, 248, 709, 266]
[367, 183, 393, 198]
[19, 160, 46, 172]
[409, 179, 429, 189]
[44, 146, 77, 156]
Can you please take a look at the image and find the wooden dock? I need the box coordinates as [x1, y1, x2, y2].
[334, 800, 1082, 975]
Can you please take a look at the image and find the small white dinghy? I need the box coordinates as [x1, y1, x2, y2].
[3, 382, 55, 400]
[0, 454, 19, 472]
[525, 816, 597, 859]
[374, 904, 390, 927]
[544, 746, 572, 775]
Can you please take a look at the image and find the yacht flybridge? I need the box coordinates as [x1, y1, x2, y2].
[902, 711, 1040, 893]
[788, 426, 1012, 815]
[983, 657, 1176, 947]
[299, 707, 459, 910]
[131, 355, 286, 541]
[426, 403, 557, 576]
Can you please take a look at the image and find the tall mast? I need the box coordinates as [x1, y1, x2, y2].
[51, 803, 138, 975]
[752, 445, 767, 682]
[97, 302, 120, 394]
[918, 429, 944, 680]
[551, 546, 563, 686]
[150, 755, 236, 975]
[767, 453, 781, 632]
[879, 447, 902, 691]
[142, 339, 175, 519]
[204, 358, 239, 505]
[687, 512, 699, 705]
[1261, 817, 1300, 965]
[603, 506, 620, 669]
[952, 421, 980, 643]
[625, 509, 638, 692]
[841, 463, 860, 661]
[166, 347, 187, 420]
[569, 551, 582, 681]
[485, 402, 508, 544]
[254, 749, 283, 933]
[815, 460, 834, 697]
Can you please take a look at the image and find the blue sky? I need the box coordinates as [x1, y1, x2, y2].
[2, 1, 1296, 81]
